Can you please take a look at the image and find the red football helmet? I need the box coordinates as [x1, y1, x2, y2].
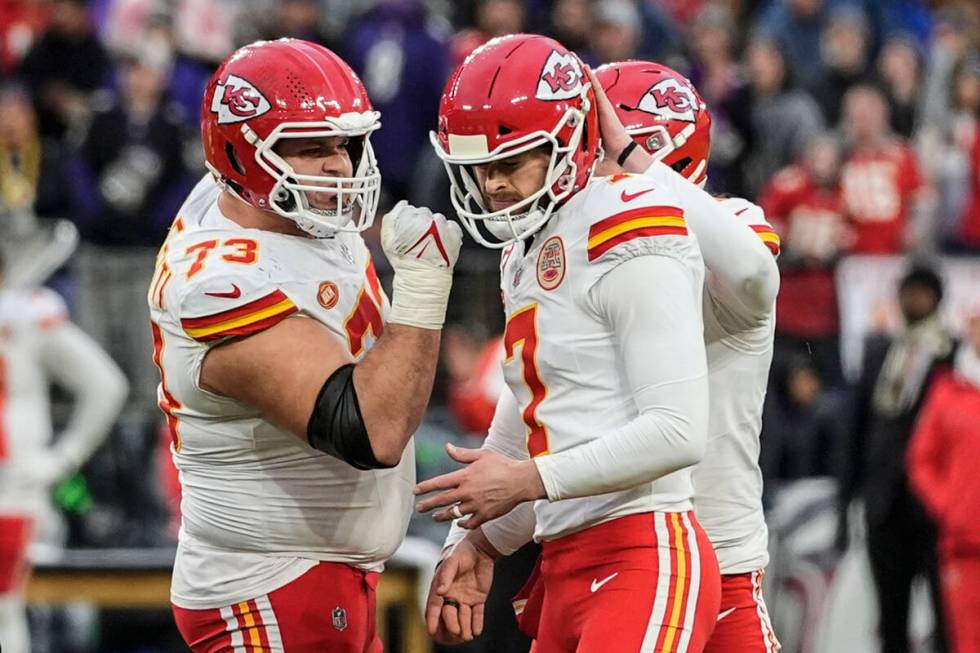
[431, 34, 600, 248]
[595, 61, 711, 187]
[201, 39, 381, 237]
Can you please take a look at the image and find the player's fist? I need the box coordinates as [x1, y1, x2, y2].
[381, 200, 462, 272]
[381, 200, 463, 329]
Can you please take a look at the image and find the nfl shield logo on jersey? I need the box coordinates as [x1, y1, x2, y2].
[332, 606, 348, 631]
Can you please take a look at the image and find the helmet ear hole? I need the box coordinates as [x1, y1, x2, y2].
[272, 185, 296, 212]
[670, 157, 691, 173]
[225, 142, 246, 176]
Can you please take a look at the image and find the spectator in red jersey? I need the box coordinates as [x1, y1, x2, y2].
[839, 84, 934, 254]
[956, 118, 980, 251]
[908, 310, 980, 653]
[450, 0, 525, 66]
[0, 0, 51, 75]
[759, 134, 849, 384]
[948, 55, 980, 251]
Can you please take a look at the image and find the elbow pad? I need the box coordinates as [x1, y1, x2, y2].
[306, 364, 393, 470]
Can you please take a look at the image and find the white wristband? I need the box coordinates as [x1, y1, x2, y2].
[387, 258, 453, 330]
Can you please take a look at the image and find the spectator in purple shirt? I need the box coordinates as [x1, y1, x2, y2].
[344, 0, 450, 201]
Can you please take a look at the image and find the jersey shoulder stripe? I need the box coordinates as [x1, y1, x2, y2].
[587, 205, 686, 262]
[750, 224, 781, 256]
[719, 196, 780, 258]
[180, 289, 298, 342]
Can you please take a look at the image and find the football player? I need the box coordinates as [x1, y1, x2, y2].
[595, 61, 782, 653]
[0, 218, 128, 653]
[416, 35, 721, 652]
[153, 39, 462, 651]
[420, 55, 783, 652]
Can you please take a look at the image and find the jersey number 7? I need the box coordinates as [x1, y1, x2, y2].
[504, 304, 549, 457]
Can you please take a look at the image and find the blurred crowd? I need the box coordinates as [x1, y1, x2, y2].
[1, 0, 980, 651]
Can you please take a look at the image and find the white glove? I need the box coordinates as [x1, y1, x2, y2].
[381, 200, 463, 329]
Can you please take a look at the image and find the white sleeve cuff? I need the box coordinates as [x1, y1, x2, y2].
[482, 502, 537, 556]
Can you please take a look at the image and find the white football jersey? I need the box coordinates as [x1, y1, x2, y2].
[694, 196, 779, 574]
[499, 174, 704, 542]
[149, 177, 414, 609]
[0, 288, 66, 510]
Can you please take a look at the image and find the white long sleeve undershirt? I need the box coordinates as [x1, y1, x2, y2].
[643, 161, 779, 321]
[532, 254, 708, 501]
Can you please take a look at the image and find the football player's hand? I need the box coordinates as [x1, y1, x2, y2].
[586, 66, 652, 174]
[381, 200, 462, 272]
[414, 444, 546, 529]
[425, 537, 496, 643]
[380, 200, 463, 329]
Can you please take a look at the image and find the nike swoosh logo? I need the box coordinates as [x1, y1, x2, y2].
[620, 188, 655, 203]
[590, 572, 618, 592]
[204, 284, 242, 299]
[717, 607, 737, 622]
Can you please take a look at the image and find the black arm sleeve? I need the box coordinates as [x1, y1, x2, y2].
[306, 364, 396, 470]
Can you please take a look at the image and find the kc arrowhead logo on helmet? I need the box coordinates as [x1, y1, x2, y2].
[596, 61, 711, 186]
[637, 78, 698, 123]
[536, 51, 584, 101]
[210, 74, 271, 124]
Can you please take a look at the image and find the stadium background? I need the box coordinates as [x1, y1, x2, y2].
[1, 0, 979, 651]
